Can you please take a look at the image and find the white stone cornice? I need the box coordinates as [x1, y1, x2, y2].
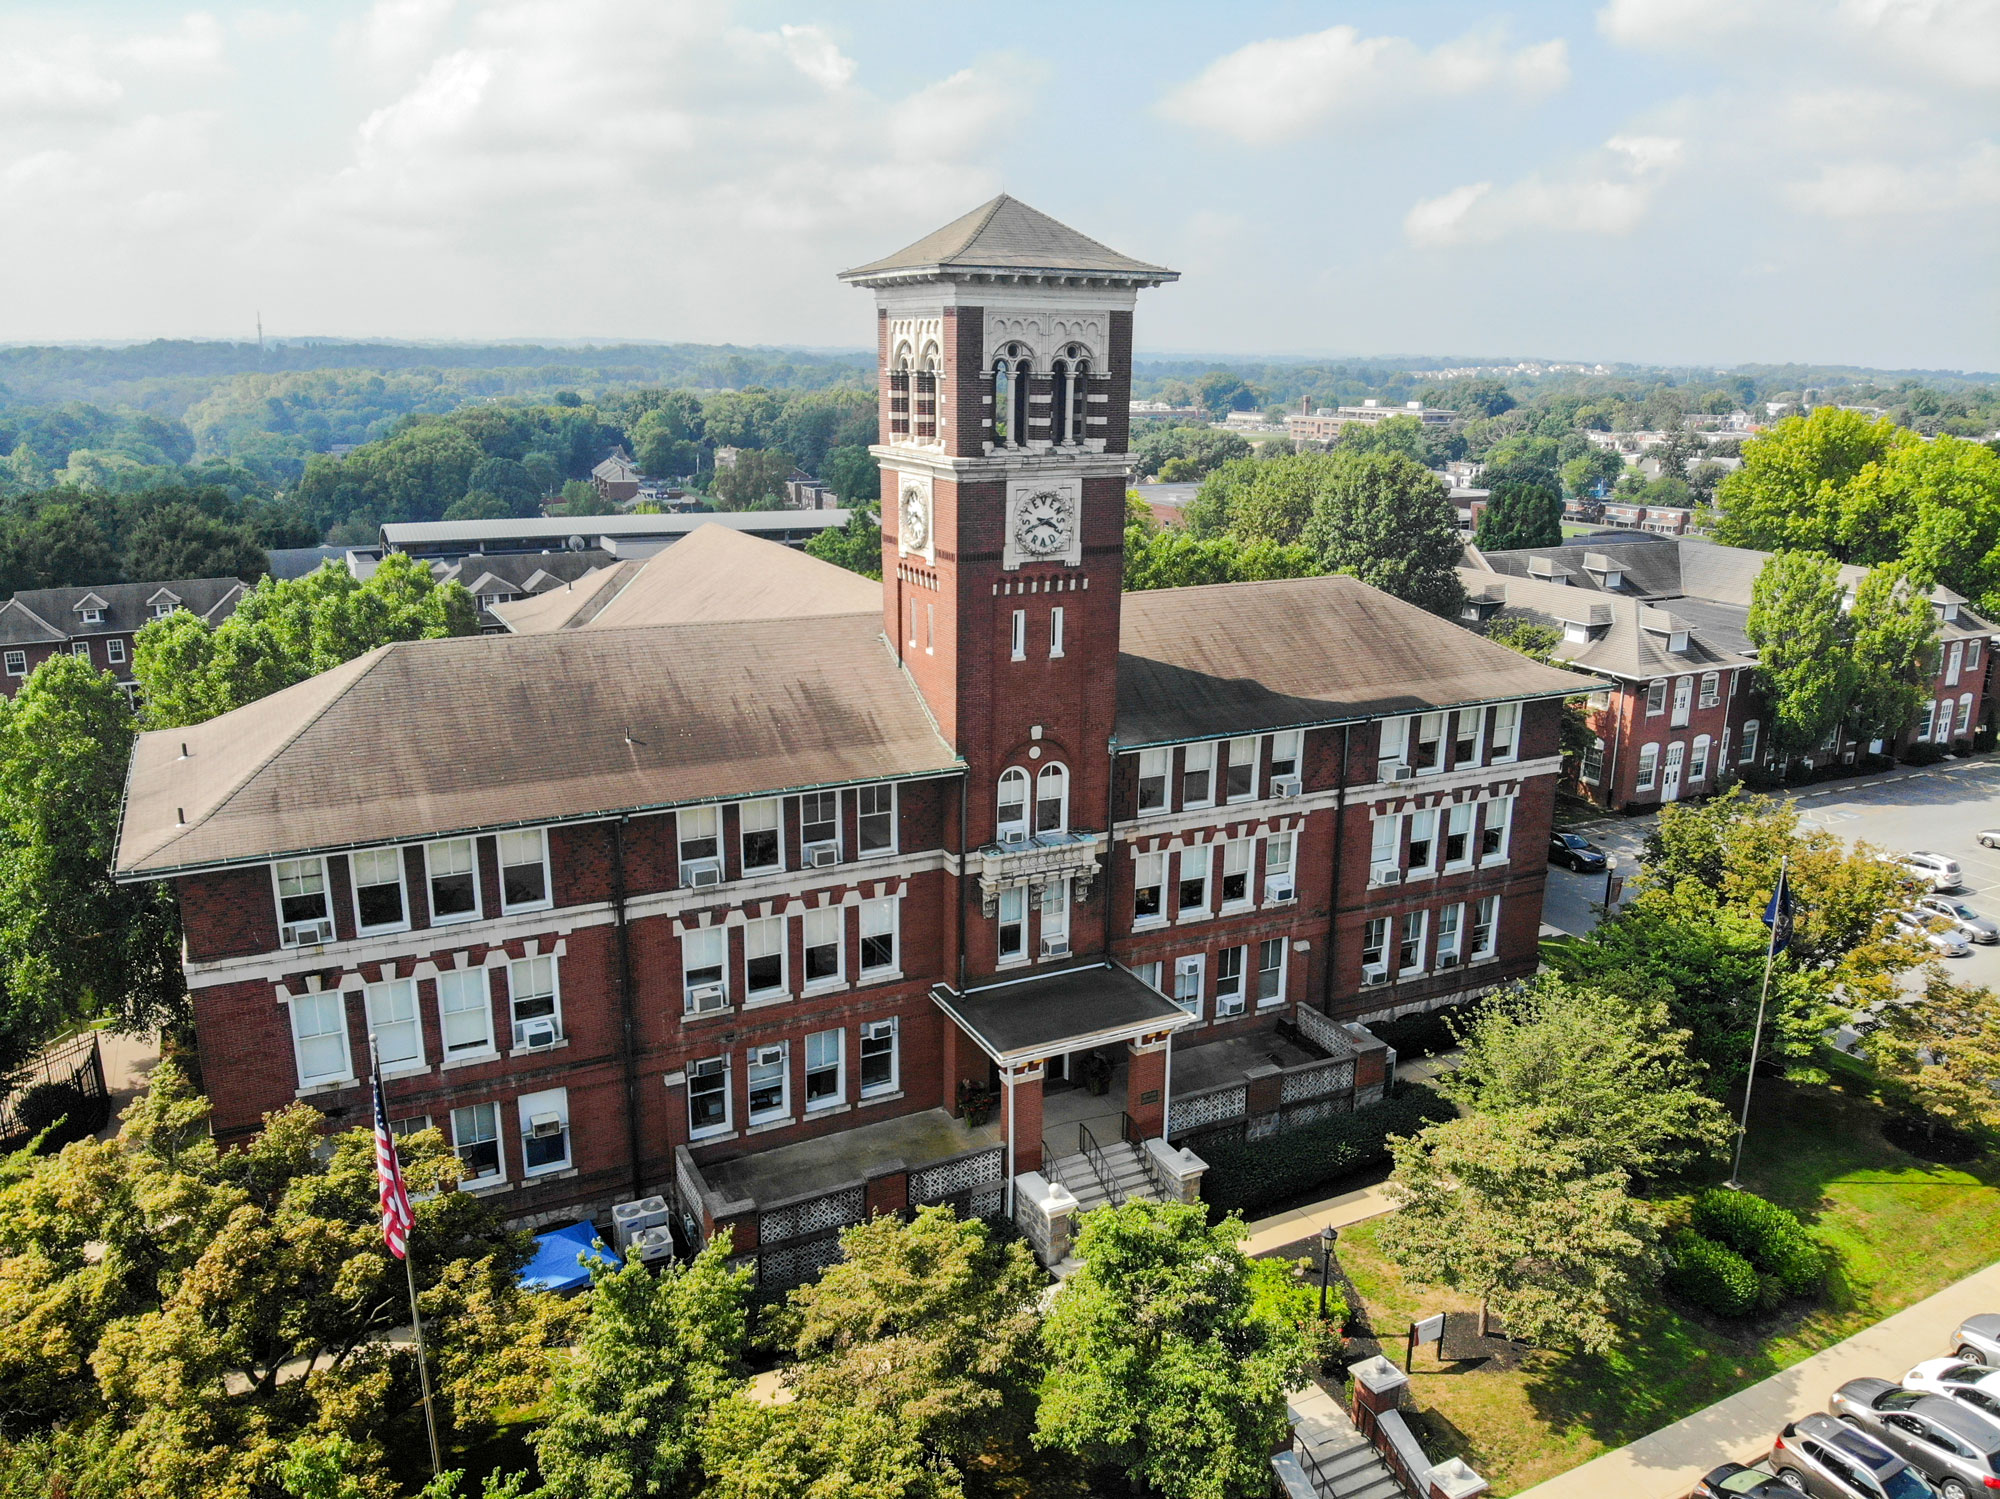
[871, 445, 1133, 485]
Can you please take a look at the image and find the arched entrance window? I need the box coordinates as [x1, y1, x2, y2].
[997, 768, 1029, 842]
[1035, 763, 1069, 834]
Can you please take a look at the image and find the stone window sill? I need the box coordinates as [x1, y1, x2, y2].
[504, 1037, 570, 1059]
[746, 1116, 795, 1137]
[295, 1077, 357, 1098]
[441, 1051, 500, 1072]
[858, 1090, 904, 1109]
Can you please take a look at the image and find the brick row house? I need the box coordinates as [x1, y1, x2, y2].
[0, 576, 246, 699]
[116, 198, 1588, 1276]
[1461, 536, 1994, 812]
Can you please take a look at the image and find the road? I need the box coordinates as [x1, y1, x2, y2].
[1544, 757, 2000, 989]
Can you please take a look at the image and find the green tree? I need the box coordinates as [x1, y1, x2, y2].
[1336, 415, 1436, 466]
[1845, 561, 1938, 744]
[1, 503, 120, 591]
[805, 511, 883, 580]
[1473, 478, 1562, 551]
[1378, 1110, 1659, 1354]
[822, 445, 880, 505]
[443, 490, 514, 522]
[704, 1395, 961, 1499]
[120, 502, 268, 583]
[131, 552, 477, 728]
[1036, 1200, 1311, 1499]
[1712, 407, 1911, 556]
[1861, 973, 2000, 1142]
[1133, 426, 1251, 482]
[711, 449, 798, 509]
[1301, 450, 1467, 616]
[531, 1235, 751, 1499]
[0, 654, 184, 1059]
[1431, 377, 1514, 418]
[1442, 977, 1733, 1178]
[1746, 551, 1851, 769]
[1123, 529, 1318, 591]
[557, 479, 618, 517]
[465, 457, 540, 517]
[1561, 447, 1624, 499]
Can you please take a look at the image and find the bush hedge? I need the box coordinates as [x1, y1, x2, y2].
[1664, 1228, 1760, 1318]
[1197, 1084, 1455, 1218]
[9, 1080, 107, 1153]
[1903, 742, 1951, 767]
[1691, 1187, 1826, 1298]
[1367, 1004, 1483, 1061]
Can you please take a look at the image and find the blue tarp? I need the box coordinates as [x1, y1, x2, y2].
[520, 1220, 621, 1293]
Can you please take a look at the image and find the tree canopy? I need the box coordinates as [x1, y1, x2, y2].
[1473, 477, 1562, 551]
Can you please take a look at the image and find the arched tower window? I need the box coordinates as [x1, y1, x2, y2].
[1050, 358, 1070, 446]
[990, 342, 1032, 449]
[991, 357, 1011, 446]
[913, 343, 939, 441]
[1011, 352, 1030, 447]
[1055, 343, 1091, 446]
[888, 350, 911, 440]
[997, 768, 1029, 842]
[1035, 763, 1069, 834]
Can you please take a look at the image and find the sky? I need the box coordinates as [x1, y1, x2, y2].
[0, 0, 1995, 369]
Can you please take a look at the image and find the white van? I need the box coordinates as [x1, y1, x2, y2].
[1900, 851, 1964, 892]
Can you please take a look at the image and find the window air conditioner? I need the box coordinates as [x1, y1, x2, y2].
[686, 983, 727, 1014]
[1361, 968, 1388, 987]
[282, 918, 335, 947]
[681, 859, 722, 889]
[805, 841, 839, 867]
[1374, 867, 1404, 886]
[1271, 774, 1301, 798]
[1438, 952, 1461, 969]
[1000, 828, 1028, 846]
[527, 1113, 564, 1139]
[519, 1018, 559, 1050]
[861, 1020, 894, 1042]
[1391, 765, 1415, 782]
[753, 1045, 785, 1067]
[1040, 936, 1070, 959]
[1265, 877, 1295, 903]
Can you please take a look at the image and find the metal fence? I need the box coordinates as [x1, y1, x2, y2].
[0, 1031, 108, 1149]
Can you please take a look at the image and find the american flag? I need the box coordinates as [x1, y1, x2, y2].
[373, 1074, 414, 1260]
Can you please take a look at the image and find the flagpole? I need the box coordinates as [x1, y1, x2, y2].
[370, 1032, 442, 1478]
[1726, 854, 1787, 1191]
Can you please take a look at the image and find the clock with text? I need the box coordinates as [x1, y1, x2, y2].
[1014, 487, 1075, 556]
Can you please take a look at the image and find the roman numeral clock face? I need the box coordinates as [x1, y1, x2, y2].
[1015, 488, 1074, 556]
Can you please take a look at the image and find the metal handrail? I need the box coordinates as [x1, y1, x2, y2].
[1076, 1121, 1121, 1206]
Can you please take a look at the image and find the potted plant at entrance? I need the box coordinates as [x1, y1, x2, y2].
[1080, 1050, 1114, 1097]
[957, 1078, 997, 1127]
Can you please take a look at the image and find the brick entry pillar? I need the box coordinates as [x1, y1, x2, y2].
[1126, 1034, 1170, 1139]
[1004, 1061, 1046, 1175]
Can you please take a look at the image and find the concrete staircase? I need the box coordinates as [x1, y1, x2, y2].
[1288, 1382, 1404, 1499]
[1045, 1139, 1160, 1210]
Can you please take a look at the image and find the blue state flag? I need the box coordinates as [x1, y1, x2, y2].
[1762, 869, 1794, 953]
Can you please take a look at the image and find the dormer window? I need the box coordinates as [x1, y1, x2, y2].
[1942, 600, 1961, 622]
[1669, 631, 1689, 653]
[150, 603, 175, 621]
[79, 607, 103, 625]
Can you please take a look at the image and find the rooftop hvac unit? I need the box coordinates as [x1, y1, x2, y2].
[686, 983, 727, 1015]
[630, 1225, 676, 1263]
[681, 859, 722, 890]
[282, 918, 335, 947]
[805, 841, 839, 868]
[1271, 774, 1301, 798]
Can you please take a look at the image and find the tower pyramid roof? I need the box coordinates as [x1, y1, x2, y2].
[840, 194, 1176, 285]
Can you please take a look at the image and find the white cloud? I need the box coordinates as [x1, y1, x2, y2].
[112, 13, 227, 73]
[1600, 0, 2000, 88]
[1404, 134, 1682, 248]
[1784, 139, 2000, 216]
[777, 24, 854, 90]
[1158, 24, 1568, 146]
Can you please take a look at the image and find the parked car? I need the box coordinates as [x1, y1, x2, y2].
[1917, 898, 2000, 944]
[1900, 852, 1965, 892]
[1952, 1314, 2000, 1366]
[1549, 832, 1609, 872]
[1690, 1461, 1795, 1496]
[1895, 912, 1973, 958]
[1827, 1378, 2000, 1498]
[1977, 831, 2000, 849]
[1770, 1413, 1938, 1497]
[1904, 1358, 2000, 1420]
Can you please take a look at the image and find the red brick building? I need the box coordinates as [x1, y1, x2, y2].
[1461, 536, 1994, 811]
[116, 198, 1585, 1277]
[0, 576, 245, 700]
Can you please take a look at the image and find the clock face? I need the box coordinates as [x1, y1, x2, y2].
[900, 484, 929, 549]
[1015, 488, 1074, 556]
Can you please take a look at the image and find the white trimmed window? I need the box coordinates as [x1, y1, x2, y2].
[1171, 955, 1203, 1018]
[1452, 707, 1484, 767]
[1960, 694, 1975, 735]
[366, 978, 424, 1072]
[1220, 840, 1252, 906]
[275, 858, 334, 946]
[1264, 833, 1295, 900]
[1582, 736, 1605, 784]
[106, 639, 126, 666]
[1490, 701, 1520, 762]
[438, 969, 495, 1059]
[518, 1087, 570, 1176]
[1269, 729, 1302, 788]
[997, 768, 1029, 843]
[289, 992, 351, 1087]
[859, 1018, 898, 1096]
[688, 1056, 730, 1138]
[1413, 713, 1444, 773]
[1471, 896, 1498, 959]
[1444, 803, 1474, 868]
[1645, 679, 1668, 716]
[740, 798, 782, 872]
[1050, 605, 1065, 658]
[998, 886, 1027, 957]
[1947, 640, 1964, 686]
[1181, 741, 1215, 807]
[1398, 910, 1428, 976]
[858, 783, 896, 855]
[747, 1043, 789, 1125]
[452, 1101, 502, 1185]
[1132, 960, 1163, 992]
[70, 641, 89, 660]
[800, 792, 840, 860]
[1370, 813, 1401, 883]
[804, 907, 843, 987]
[1361, 919, 1389, 984]
[425, 838, 480, 924]
[804, 1028, 844, 1110]
[1257, 937, 1286, 1007]
[1435, 904, 1463, 968]
[1035, 764, 1069, 834]
[1224, 736, 1257, 802]
[1177, 847, 1210, 916]
[744, 916, 786, 1000]
[351, 848, 407, 933]
[1636, 742, 1660, 791]
[683, 928, 727, 1012]
[1011, 609, 1026, 660]
[1690, 734, 1712, 783]
[1968, 639, 1984, 671]
[1407, 809, 1437, 874]
[1479, 797, 1514, 863]
[2, 651, 22, 677]
[859, 897, 898, 975]
[1133, 853, 1164, 924]
[1698, 672, 1720, 708]
[498, 829, 550, 912]
[1215, 946, 1246, 1017]
[1918, 700, 1937, 742]
[1040, 880, 1069, 949]
[1377, 716, 1408, 777]
[678, 806, 720, 870]
[1137, 748, 1169, 813]
[1738, 720, 1760, 765]
[508, 955, 561, 1046]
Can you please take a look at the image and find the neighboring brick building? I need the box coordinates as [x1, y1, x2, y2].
[1461, 535, 1995, 812]
[591, 447, 642, 504]
[116, 198, 1587, 1277]
[0, 576, 246, 699]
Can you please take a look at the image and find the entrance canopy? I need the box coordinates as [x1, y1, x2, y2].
[934, 964, 1195, 1066]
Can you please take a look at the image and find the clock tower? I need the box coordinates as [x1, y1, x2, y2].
[841, 196, 1177, 980]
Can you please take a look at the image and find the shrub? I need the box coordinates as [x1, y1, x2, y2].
[1664, 1229, 1759, 1317]
[1367, 1003, 1484, 1061]
[9, 1080, 104, 1152]
[1953, 736, 1974, 758]
[1691, 1187, 1826, 1298]
[1903, 741, 1950, 767]
[1197, 1084, 1455, 1217]
[1974, 725, 1996, 753]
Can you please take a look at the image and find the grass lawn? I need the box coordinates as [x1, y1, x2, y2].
[1335, 1080, 2000, 1496]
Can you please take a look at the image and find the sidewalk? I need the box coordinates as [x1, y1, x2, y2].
[1516, 1257, 2000, 1499]
[1238, 1180, 1399, 1256]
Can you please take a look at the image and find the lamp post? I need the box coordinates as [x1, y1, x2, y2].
[1602, 854, 1619, 912]
[1318, 1225, 1339, 1320]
